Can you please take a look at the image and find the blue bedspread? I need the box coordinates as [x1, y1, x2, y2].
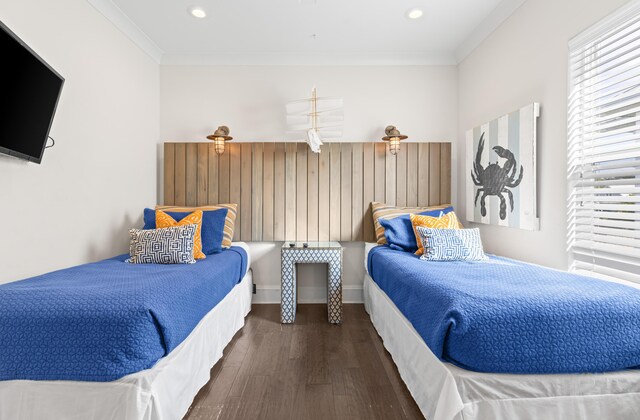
[0, 247, 247, 382]
[368, 246, 640, 374]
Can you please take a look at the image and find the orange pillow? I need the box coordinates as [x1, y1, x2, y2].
[410, 212, 461, 256]
[156, 210, 206, 260]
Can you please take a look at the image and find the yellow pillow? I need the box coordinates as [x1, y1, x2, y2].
[410, 212, 461, 256]
[156, 210, 206, 260]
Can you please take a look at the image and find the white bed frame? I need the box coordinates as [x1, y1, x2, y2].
[0, 247, 253, 420]
[363, 271, 640, 420]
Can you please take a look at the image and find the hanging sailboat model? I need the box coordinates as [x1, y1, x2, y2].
[286, 88, 343, 153]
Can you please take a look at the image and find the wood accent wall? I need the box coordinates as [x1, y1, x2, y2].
[164, 142, 451, 242]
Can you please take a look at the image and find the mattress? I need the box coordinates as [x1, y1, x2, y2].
[367, 245, 640, 374]
[0, 245, 248, 382]
[364, 272, 640, 420]
[0, 266, 253, 420]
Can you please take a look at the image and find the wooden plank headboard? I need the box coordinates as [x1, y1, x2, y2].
[163, 142, 451, 242]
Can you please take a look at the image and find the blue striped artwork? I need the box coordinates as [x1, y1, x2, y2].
[466, 103, 540, 231]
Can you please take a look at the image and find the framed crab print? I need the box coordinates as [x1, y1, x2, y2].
[465, 103, 540, 231]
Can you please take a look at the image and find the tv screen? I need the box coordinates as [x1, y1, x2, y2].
[0, 20, 64, 164]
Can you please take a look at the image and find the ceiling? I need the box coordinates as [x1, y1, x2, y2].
[88, 0, 527, 65]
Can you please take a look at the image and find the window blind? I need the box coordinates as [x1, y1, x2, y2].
[568, 1, 640, 283]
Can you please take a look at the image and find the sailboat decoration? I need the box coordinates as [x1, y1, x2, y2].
[286, 88, 343, 153]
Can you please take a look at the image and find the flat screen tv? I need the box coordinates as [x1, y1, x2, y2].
[0, 20, 64, 164]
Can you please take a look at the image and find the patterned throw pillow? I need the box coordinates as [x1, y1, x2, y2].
[156, 210, 206, 260]
[416, 227, 487, 262]
[410, 211, 461, 255]
[143, 207, 228, 255]
[371, 202, 451, 245]
[156, 204, 237, 249]
[126, 224, 197, 264]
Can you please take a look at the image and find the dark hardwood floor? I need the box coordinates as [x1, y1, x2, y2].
[183, 304, 424, 420]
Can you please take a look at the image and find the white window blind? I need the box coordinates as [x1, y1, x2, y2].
[568, 1, 640, 283]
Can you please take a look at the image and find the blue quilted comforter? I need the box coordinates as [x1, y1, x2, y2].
[368, 246, 640, 374]
[0, 247, 247, 382]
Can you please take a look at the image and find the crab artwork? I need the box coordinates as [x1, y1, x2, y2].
[471, 133, 524, 220]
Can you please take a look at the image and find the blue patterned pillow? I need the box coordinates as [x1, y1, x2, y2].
[416, 227, 487, 261]
[126, 224, 197, 264]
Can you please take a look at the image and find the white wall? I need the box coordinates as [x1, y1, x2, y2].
[160, 65, 458, 302]
[457, 0, 630, 269]
[0, 0, 159, 283]
[160, 66, 457, 142]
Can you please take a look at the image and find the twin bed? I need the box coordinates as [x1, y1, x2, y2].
[0, 243, 252, 420]
[364, 243, 640, 420]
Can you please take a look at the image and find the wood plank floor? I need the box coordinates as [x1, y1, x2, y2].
[183, 304, 424, 420]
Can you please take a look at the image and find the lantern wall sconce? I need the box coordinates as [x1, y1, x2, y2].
[381, 125, 408, 155]
[207, 125, 233, 155]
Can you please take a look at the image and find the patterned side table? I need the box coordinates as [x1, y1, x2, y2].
[281, 242, 343, 324]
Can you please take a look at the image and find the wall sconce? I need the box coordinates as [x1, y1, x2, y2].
[381, 125, 408, 155]
[206, 125, 233, 155]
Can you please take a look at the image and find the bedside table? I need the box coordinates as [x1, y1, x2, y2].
[281, 241, 343, 324]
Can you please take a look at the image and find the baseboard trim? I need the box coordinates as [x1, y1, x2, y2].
[253, 285, 363, 304]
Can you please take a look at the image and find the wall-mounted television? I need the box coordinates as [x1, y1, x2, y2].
[0, 20, 64, 164]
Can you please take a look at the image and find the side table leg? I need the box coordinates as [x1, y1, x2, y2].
[327, 259, 342, 324]
[281, 258, 296, 323]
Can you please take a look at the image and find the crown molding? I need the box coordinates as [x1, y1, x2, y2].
[455, 0, 528, 63]
[87, 0, 163, 63]
[161, 52, 458, 66]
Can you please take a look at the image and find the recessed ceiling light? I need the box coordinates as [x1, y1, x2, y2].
[188, 6, 207, 18]
[407, 8, 424, 19]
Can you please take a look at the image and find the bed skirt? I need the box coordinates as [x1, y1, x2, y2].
[0, 270, 253, 420]
[363, 273, 640, 420]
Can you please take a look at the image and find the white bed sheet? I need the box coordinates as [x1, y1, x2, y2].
[363, 270, 640, 420]
[0, 243, 253, 420]
[233, 241, 251, 276]
[364, 242, 377, 274]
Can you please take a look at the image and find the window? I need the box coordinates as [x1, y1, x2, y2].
[568, 2, 640, 283]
